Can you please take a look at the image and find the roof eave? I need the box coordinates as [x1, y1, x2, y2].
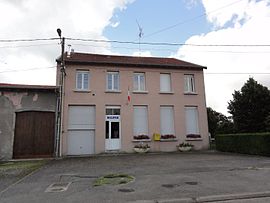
[64, 60, 206, 70]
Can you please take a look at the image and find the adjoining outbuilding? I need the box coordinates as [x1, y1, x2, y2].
[0, 83, 57, 160]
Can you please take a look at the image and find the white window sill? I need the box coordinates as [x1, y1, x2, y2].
[133, 90, 148, 94]
[105, 90, 122, 93]
[132, 139, 151, 142]
[185, 138, 203, 141]
[184, 92, 197, 95]
[159, 91, 174, 94]
[73, 89, 91, 93]
[160, 138, 178, 142]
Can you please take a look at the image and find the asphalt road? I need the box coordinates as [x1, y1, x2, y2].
[1, 152, 270, 203]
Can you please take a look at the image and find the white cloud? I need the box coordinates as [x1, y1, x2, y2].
[175, 0, 270, 114]
[0, 0, 134, 85]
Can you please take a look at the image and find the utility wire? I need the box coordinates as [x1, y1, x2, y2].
[140, 0, 246, 39]
[205, 72, 270, 75]
[1, 37, 270, 47]
[0, 38, 59, 42]
[0, 66, 56, 73]
[71, 43, 270, 53]
[0, 43, 57, 49]
[66, 38, 270, 47]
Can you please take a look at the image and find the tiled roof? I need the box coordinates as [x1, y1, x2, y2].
[59, 52, 206, 69]
[0, 83, 57, 91]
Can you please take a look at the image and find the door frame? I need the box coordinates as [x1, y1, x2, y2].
[105, 106, 121, 151]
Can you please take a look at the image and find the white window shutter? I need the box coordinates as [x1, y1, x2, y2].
[160, 106, 175, 134]
[133, 106, 148, 135]
[160, 74, 171, 92]
[185, 107, 199, 134]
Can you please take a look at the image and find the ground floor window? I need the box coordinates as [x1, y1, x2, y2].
[160, 106, 175, 135]
[133, 106, 148, 136]
[185, 106, 199, 135]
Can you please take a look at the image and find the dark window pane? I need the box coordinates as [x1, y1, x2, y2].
[106, 121, 109, 139]
[111, 122, 119, 139]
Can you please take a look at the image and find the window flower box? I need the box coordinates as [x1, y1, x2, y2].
[177, 142, 193, 152]
[133, 134, 151, 142]
[133, 143, 150, 153]
[160, 134, 177, 141]
[186, 134, 201, 139]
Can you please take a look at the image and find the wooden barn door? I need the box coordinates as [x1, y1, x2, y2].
[13, 111, 55, 158]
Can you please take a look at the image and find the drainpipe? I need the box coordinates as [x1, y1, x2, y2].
[55, 29, 65, 158]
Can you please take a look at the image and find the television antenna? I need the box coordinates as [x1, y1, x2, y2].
[136, 19, 144, 56]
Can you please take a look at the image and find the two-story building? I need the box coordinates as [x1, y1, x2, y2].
[57, 52, 209, 156]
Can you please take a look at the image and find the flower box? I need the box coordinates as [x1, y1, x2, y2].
[134, 147, 150, 153]
[161, 134, 176, 139]
[177, 142, 193, 152]
[186, 134, 201, 139]
[133, 134, 150, 140]
[178, 146, 192, 152]
[133, 143, 150, 153]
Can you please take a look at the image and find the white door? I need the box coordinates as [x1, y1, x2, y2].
[67, 106, 95, 155]
[105, 111, 121, 151]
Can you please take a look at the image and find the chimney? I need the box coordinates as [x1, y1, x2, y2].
[67, 44, 72, 58]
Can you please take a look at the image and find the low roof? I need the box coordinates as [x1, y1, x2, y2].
[0, 83, 57, 92]
[58, 52, 206, 70]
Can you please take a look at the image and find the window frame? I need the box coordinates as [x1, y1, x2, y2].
[133, 72, 146, 92]
[185, 106, 199, 135]
[160, 106, 175, 135]
[160, 73, 172, 93]
[184, 74, 195, 93]
[76, 70, 90, 91]
[107, 71, 120, 91]
[133, 106, 149, 136]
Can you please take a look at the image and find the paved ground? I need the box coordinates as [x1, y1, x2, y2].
[1, 152, 270, 203]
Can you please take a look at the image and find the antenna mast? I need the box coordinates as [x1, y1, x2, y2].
[136, 19, 143, 56]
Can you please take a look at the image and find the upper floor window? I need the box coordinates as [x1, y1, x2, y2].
[76, 71, 89, 90]
[184, 74, 195, 93]
[133, 73, 145, 91]
[107, 71, 119, 91]
[160, 73, 172, 92]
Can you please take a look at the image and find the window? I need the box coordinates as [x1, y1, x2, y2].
[160, 73, 172, 92]
[133, 106, 148, 136]
[160, 106, 175, 135]
[107, 72, 119, 91]
[76, 71, 89, 90]
[133, 73, 145, 91]
[185, 106, 199, 135]
[184, 74, 195, 93]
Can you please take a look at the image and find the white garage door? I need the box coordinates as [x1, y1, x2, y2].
[67, 106, 95, 155]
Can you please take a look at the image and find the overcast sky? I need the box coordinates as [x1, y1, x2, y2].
[0, 0, 270, 115]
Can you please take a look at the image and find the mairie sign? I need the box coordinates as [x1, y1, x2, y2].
[106, 115, 120, 120]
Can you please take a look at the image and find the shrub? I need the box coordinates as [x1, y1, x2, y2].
[216, 133, 270, 156]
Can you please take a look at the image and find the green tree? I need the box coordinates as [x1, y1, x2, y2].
[228, 78, 270, 133]
[207, 107, 234, 137]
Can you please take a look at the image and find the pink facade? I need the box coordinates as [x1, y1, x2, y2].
[57, 52, 209, 156]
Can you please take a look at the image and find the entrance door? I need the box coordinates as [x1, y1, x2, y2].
[105, 107, 121, 151]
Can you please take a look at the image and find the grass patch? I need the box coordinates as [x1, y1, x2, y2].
[93, 173, 134, 187]
[0, 160, 47, 178]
